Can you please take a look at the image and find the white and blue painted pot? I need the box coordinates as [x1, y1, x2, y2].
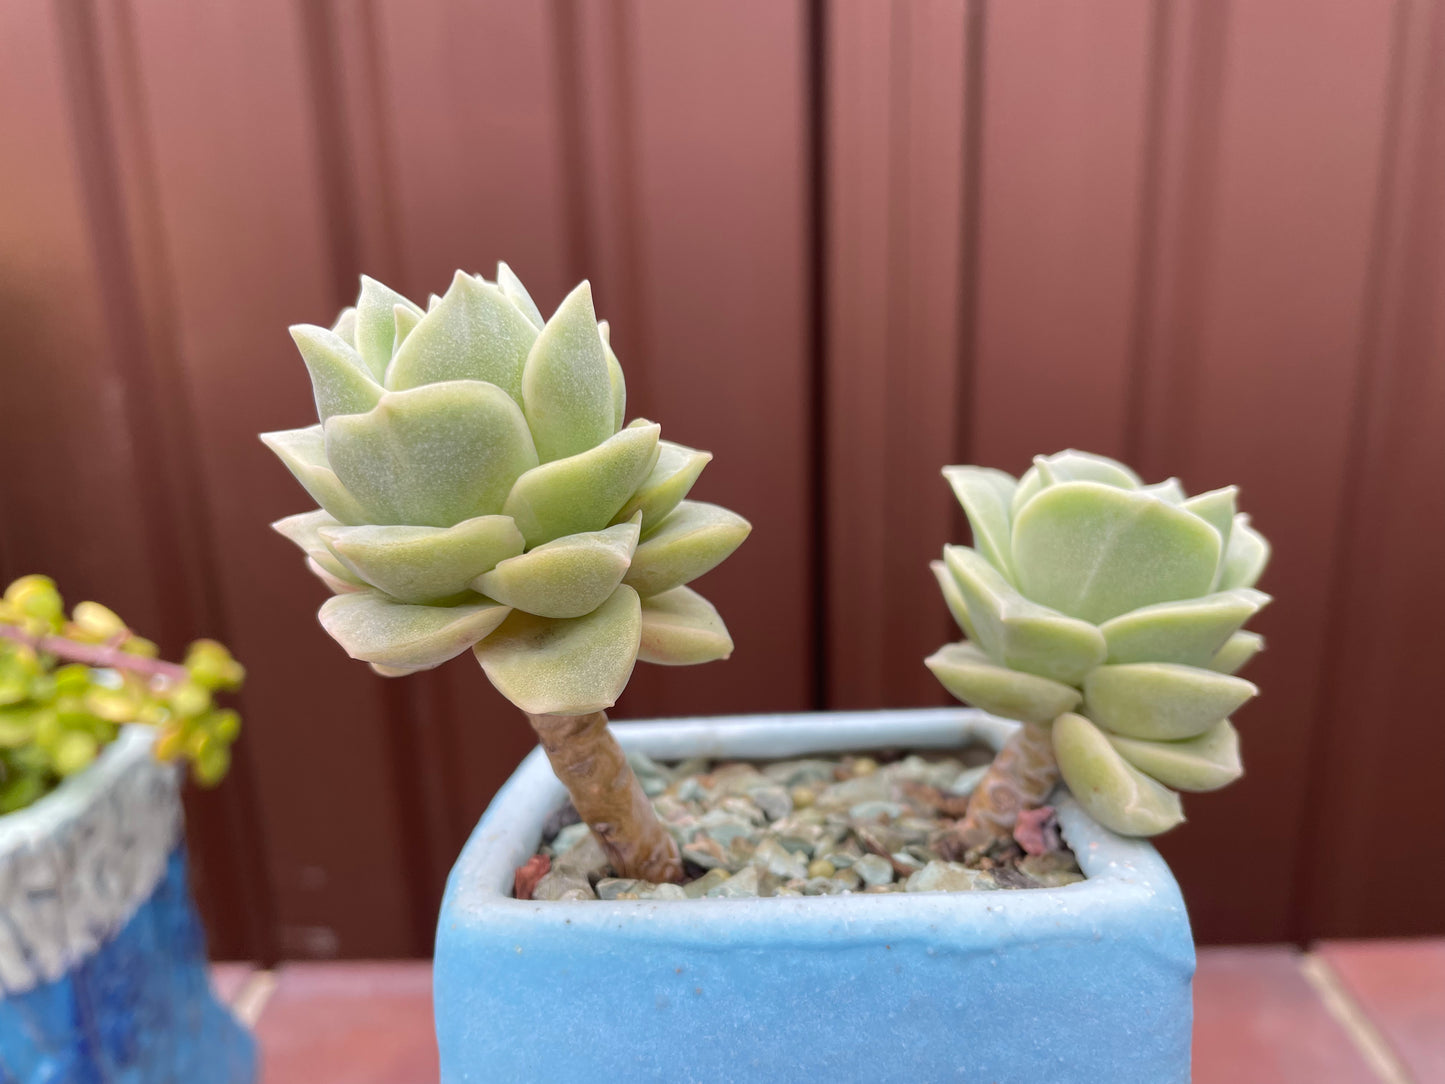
[436, 708, 1196, 1084]
[0, 727, 255, 1084]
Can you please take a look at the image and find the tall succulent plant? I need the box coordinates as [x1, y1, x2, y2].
[263, 266, 749, 882]
[925, 450, 1270, 850]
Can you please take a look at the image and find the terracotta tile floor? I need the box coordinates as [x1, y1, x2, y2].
[218, 940, 1444, 1083]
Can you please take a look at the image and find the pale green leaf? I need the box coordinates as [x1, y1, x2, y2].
[473, 517, 640, 619]
[1182, 486, 1236, 560]
[290, 325, 383, 422]
[943, 545, 1105, 685]
[320, 515, 525, 604]
[942, 466, 1017, 581]
[623, 501, 751, 597]
[1208, 630, 1265, 675]
[393, 303, 421, 354]
[1108, 720, 1243, 793]
[332, 306, 357, 347]
[612, 440, 711, 532]
[326, 380, 539, 527]
[386, 271, 539, 400]
[604, 335, 626, 433]
[1012, 481, 1222, 624]
[521, 280, 614, 461]
[307, 557, 366, 594]
[1053, 712, 1185, 836]
[1218, 514, 1270, 590]
[1033, 449, 1142, 490]
[319, 590, 511, 670]
[474, 584, 642, 715]
[930, 559, 978, 642]
[1140, 478, 1186, 504]
[272, 509, 359, 584]
[260, 425, 369, 524]
[638, 586, 733, 665]
[1099, 588, 1269, 666]
[924, 641, 1081, 724]
[1083, 662, 1257, 740]
[496, 261, 544, 330]
[503, 422, 661, 546]
[356, 276, 423, 380]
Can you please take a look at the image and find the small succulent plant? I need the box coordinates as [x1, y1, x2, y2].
[0, 575, 244, 812]
[926, 450, 1270, 849]
[263, 266, 749, 882]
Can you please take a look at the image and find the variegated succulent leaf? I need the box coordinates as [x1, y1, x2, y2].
[930, 449, 1271, 836]
[264, 267, 749, 714]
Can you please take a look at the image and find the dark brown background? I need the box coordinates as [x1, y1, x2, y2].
[2, 0, 1442, 962]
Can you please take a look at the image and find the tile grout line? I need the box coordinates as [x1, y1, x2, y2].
[1299, 952, 1414, 1084]
[231, 968, 280, 1029]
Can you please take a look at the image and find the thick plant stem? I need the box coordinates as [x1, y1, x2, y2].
[526, 710, 684, 884]
[937, 721, 1060, 860]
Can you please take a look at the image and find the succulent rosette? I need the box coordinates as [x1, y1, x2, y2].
[926, 450, 1270, 836]
[263, 266, 749, 717]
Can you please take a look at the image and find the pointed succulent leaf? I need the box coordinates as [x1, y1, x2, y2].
[1033, 449, 1142, 490]
[474, 584, 641, 715]
[290, 325, 383, 421]
[925, 642, 1081, 724]
[1012, 481, 1222, 624]
[392, 304, 421, 354]
[260, 425, 369, 524]
[1053, 712, 1185, 836]
[1099, 588, 1270, 666]
[1108, 720, 1243, 793]
[496, 261, 544, 330]
[307, 557, 365, 594]
[942, 466, 1017, 580]
[612, 441, 711, 531]
[943, 545, 1105, 684]
[503, 422, 661, 546]
[1083, 662, 1257, 740]
[930, 560, 979, 641]
[603, 336, 626, 433]
[326, 381, 539, 527]
[638, 586, 733, 665]
[1140, 478, 1186, 504]
[320, 515, 525, 604]
[272, 509, 359, 583]
[521, 281, 615, 461]
[1182, 486, 1237, 558]
[386, 271, 539, 400]
[1010, 466, 1044, 519]
[319, 590, 511, 671]
[1208, 630, 1265, 675]
[332, 306, 357, 347]
[356, 276, 423, 380]
[623, 501, 751, 597]
[1218, 515, 1270, 590]
[473, 517, 640, 619]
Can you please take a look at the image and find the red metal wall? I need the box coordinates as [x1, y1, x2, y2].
[1, 0, 1441, 960]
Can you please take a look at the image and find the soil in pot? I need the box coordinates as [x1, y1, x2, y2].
[515, 746, 1083, 901]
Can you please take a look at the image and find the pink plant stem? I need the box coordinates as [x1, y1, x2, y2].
[0, 624, 187, 684]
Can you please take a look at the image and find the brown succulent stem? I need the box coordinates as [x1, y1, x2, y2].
[525, 710, 684, 884]
[937, 721, 1060, 861]
[0, 624, 187, 684]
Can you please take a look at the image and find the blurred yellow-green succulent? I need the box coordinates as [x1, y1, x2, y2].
[927, 450, 1270, 837]
[264, 266, 750, 717]
[0, 575, 245, 813]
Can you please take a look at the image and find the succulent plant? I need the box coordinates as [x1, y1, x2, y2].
[263, 266, 749, 882]
[0, 575, 244, 812]
[925, 450, 1270, 847]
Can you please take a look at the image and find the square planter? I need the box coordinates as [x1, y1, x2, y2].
[0, 726, 256, 1084]
[435, 708, 1194, 1083]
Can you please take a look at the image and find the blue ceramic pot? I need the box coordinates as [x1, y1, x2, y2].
[0, 727, 255, 1084]
[435, 708, 1194, 1083]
